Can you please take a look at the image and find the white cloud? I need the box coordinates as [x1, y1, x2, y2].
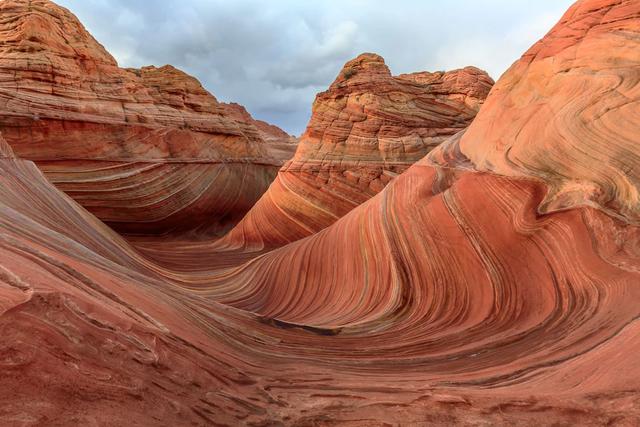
[56, 0, 575, 135]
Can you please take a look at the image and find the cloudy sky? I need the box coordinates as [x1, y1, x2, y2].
[57, 0, 574, 135]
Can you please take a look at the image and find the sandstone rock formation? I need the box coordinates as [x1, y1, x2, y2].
[222, 101, 298, 163]
[0, 0, 639, 425]
[0, 133, 14, 158]
[0, 135, 279, 425]
[216, 53, 494, 250]
[455, 0, 640, 223]
[222, 102, 294, 142]
[0, 0, 295, 235]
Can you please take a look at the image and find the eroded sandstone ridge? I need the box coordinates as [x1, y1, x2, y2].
[216, 53, 493, 250]
[456, 0, 640, 223]
[0, 0, 295, 235]
[0, 0, 639, 425]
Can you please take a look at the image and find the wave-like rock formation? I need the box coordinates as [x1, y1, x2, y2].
[0, 0, 639, 425]
[457, 0, 640, 224]
[0, 0, 295, 235]
[0, 134, 280, 425]
[216, 53, 493, 250]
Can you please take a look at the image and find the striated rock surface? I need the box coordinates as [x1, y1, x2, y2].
[216, 53, 494, 250]
[0, 143, 285, 425]
[0, 133, 14, 158]
[0, 0, 639, 426]
[0, 0, 294, 235]
[455, 0, 640, 223]
[3, 129, 637, 426]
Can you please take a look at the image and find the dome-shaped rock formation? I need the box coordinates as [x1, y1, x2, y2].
[216, 53, 493, 251]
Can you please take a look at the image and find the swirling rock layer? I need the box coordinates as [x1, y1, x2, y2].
[0, 0, 295, 235]
[0, 0, 639, 426]
[217, 54, 493, 250]
[457, 0, 640, 222]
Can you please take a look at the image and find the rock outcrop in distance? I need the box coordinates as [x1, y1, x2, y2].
[0, 0, 296, 235]
[0, 0, 639, 426]
[215, 53, 493, 251]
[222, 101, 298, 164]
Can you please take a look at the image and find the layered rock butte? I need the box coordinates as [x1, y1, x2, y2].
[217, 54, 494, 251]
[0, 0, 295, 236]
[1, 0, 640, 426]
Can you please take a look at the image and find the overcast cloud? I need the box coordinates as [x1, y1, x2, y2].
[56, 0, 574, 135]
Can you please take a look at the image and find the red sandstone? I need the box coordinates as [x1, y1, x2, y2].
[216, 53, 493, 251]
[0, 0, 638, 425]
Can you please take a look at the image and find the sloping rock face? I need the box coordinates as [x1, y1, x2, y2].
[0, 133, 14, 158]
[0, 0, 639, 426]
[456, 0, 640, 222]
[0, 0, 293, 235]
[217, 53, 493, 250]
[0, 142, 284, 426]
[1, 126, 637, 427]
[189, 0, 639, 422]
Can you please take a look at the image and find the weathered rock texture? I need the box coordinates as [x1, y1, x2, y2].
[216, 53, 493, 250]
[0, 0, 639, 426]
[456, 0, 640, 224]
[0, 0, 295, 235]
